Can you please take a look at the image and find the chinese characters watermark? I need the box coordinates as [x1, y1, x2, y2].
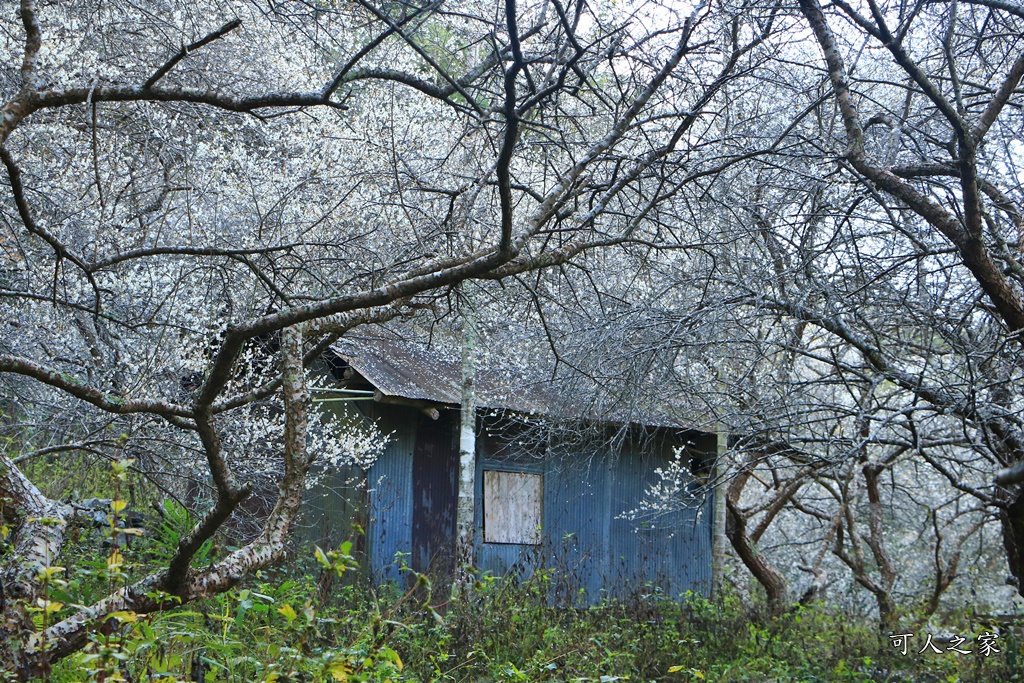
[888, 632, 1000, 657]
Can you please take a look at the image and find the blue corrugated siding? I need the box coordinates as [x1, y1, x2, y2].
[543, 449, 609, 604]
[475, 427, 715, 605]
[365, 405, 417, 583]
[362, 405, 715, 601]
[606, 442, 712, 598]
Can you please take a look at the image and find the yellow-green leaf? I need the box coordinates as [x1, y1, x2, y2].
[277, 603, 297, 622]
[327, 660, 350, 681]
[37, 566, 66, 581]
[112, 458, 135, 473]
[108, 611, 138, 623]
[36, 599, 63, 613]
[384, 648, 403, 670]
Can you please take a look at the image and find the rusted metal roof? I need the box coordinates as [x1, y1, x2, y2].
[330, 337, 712, 431]
[331, 337, 550, 415]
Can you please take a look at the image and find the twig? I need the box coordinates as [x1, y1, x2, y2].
[144, 19, 242, 89]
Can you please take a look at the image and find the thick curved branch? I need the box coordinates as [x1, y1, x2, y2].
[211, 302, 409, 413]
[750, 463, 824, 543]
[973, 50, 1024, 142]
[35, 86, 347, 114]
[496, 0, 525, 256]
[891, 163, 1024, 251]
[0, 454, 68, 607]
[0, 355, 191, 418]
[26, 325, 313, 672]
[798, 0, 866, 155]
[329, 22, 545, 107]
[0, 87, 345, 146]
[831, 0, 971, 139]
[802, 0, 1024, 335]
[88, 243, 306, 271]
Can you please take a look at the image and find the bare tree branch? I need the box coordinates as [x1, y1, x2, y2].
[143, 19, 243, 89]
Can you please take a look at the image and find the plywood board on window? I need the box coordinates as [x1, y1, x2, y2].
[483, 470, 542, 544]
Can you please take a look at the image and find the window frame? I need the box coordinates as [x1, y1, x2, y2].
[481, 469, 544, 545]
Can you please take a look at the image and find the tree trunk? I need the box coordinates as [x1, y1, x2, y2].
[454, 284, 477, 592]
[0, 325, 314, 680]
[1001, 489, 1024, 596]
[711, 429, 728, 597]
[876, 592, 898, 632]
[725, 497, 788, 616]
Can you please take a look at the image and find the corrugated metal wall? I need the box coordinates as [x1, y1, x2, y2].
[297, 465, 367, 553]
[476, 424, 716, 605]
[365, 403, 417, 583]
[410, 409, 459, 588]
[542, 448, 608, 603]
[310, 403, 715, 603]
[603, 434, 714, 598]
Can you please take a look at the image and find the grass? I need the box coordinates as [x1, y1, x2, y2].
[42, 551, 1022, 682]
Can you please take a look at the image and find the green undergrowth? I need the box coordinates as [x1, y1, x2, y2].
[42, 551, 1021, 683]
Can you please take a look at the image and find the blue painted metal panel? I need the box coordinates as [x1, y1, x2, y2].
[610, 444, 692, 598]
[364, 404, 418, 583]
[475, 427, 715, 606]
[361, 404, 715, 603]
[474, 428, 546, 584]
[543, 447, 609, 604]
[606, 441, 711, 599]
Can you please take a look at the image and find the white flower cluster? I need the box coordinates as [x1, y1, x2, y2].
[619, 447, 706, 527]
[307, 397, 392, 475]
[214, 369, 391, 489]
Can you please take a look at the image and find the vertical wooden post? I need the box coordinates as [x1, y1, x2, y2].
[711, 426, 728, 597]
[455, 283, 477, 587]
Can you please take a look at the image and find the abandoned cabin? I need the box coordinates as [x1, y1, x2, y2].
[301, 337, 718, 603]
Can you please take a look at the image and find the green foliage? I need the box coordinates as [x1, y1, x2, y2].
[19, 459, 1022, 682]
[34, 550, 1024, 682]
[145, 499, 214, 567]
[48, 564, 411, 683]
[382, 581, 1020, 683]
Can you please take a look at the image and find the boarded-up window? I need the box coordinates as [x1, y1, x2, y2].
[483, 470, 542, 544]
